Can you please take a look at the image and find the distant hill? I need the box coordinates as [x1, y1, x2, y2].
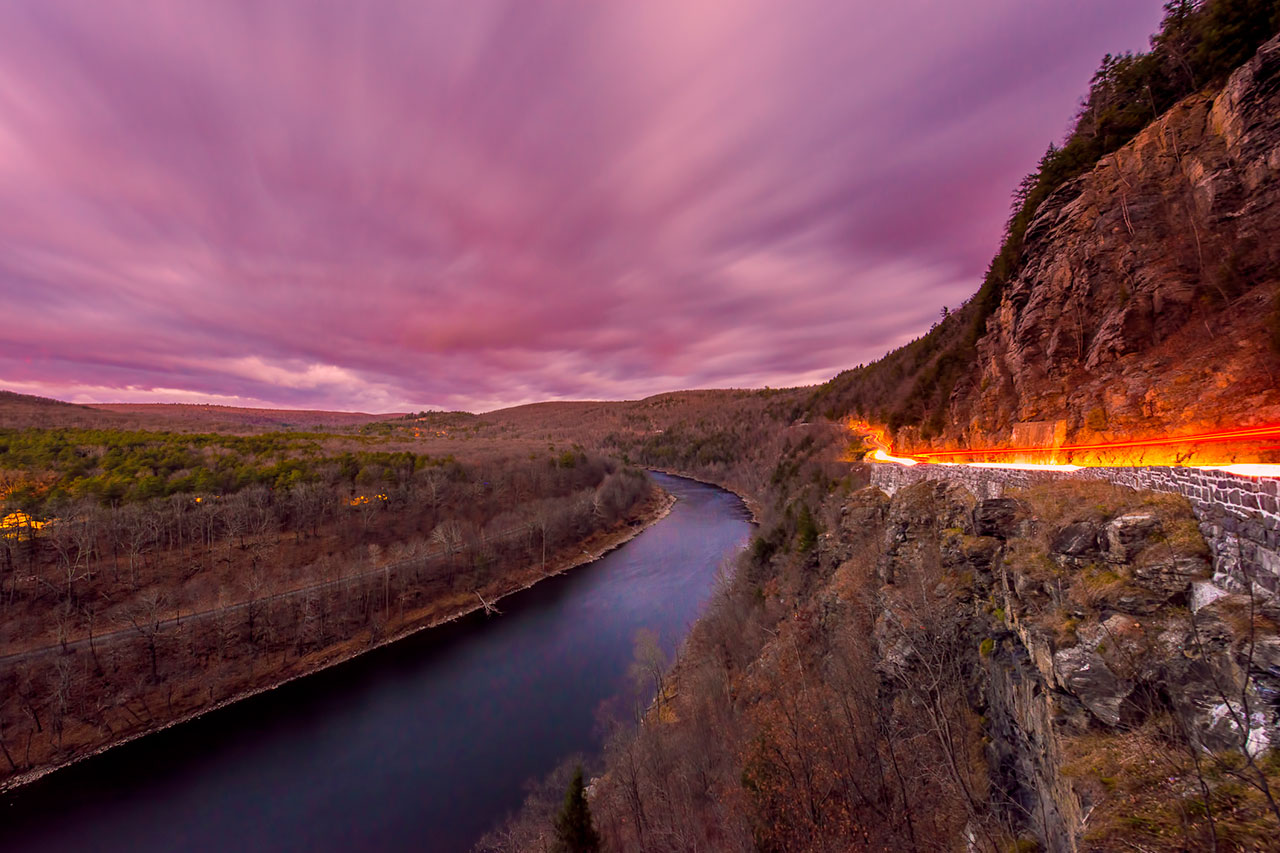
[0, 386, 806, 442]
[456, 389, 807, 445]
[0, 392, 402, 433]
[92, 403, 402, 432]
[0, 391, 130, 429]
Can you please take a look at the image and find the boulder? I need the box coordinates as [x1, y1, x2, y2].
[1249, 635, 1280, 706]
[948, 535, 1002, 575]
[1052, 645, 1133, 726]
[1111, 588, 1164, 616]
[1162, 653, 1262, 753]
[1190, 579, 1231, 612]
[973, 498, 1029, 540]
[1104, 513, 1163, 563]
[1132, 554, 1210, 601]
[840, 487, 890, 534]
[1052, 522, 1100, 557]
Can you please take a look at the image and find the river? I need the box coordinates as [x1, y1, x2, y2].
[0, 473, 751, 852]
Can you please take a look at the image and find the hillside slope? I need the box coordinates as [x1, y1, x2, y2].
[576, 478, 1277, 852]
[91, 403, 400, 432]
[0, 391, 129, 429]
[0, 391, 400, 433]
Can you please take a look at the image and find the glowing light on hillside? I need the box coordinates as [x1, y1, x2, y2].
[852, 421, 919, 465]
[0, 511, 46, 540]
[871, 447, 919, 466]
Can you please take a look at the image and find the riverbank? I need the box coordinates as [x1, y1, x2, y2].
[645, 467, 762, 523]
[3, 473, 750, 853]
[0, 483, 674, 795]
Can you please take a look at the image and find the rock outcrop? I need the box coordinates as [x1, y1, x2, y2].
[861, 479, 1277, 851]
[929, 36, 1280, 454]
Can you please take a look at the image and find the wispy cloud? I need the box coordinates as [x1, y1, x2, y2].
[0, 0, 1162, 411]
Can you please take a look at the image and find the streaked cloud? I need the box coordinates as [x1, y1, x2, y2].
[0, 0, 1163, 411]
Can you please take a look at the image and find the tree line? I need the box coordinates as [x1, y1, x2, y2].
[0, 426, 463, 511]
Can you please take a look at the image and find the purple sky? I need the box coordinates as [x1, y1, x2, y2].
[0, 1, 1163, 412]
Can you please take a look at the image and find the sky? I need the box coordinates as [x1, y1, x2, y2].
[0, 1, 1165, 413]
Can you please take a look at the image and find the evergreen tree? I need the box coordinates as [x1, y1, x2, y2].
[552, 766, 601, 853]
[795, 502, 818, 553]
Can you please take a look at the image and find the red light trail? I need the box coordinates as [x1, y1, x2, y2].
[849, 420, 1280, 474]
[911, 424, 1280, 461]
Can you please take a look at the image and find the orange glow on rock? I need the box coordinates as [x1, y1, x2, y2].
[848, 420, 1280, 470]
[912, 424, 1280, 462]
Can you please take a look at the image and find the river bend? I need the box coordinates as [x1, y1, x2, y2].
[1, 473, 750, 852]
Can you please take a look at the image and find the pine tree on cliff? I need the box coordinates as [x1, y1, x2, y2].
[552, 766, 601, 853]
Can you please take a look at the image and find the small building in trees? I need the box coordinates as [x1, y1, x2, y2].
[0, 510, 45, 541]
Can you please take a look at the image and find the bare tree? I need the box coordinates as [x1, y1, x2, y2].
[430, 520, 465, 563]
[629, 628, 668, 718]
[121, 589, 167, 683]
[49, 656, 73, 749]
[49, 512, 93, 610]
[243, 565, 269, 664]
[118, 505, 154, 589]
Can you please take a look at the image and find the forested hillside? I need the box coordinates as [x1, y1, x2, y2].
[0, 426, 660, 791]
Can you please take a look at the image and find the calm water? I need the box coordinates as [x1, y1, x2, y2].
[1, 473, 750, 853]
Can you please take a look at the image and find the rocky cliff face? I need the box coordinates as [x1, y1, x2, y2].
[854, 478, 1280, 851]
[941, 36, 1280, 452]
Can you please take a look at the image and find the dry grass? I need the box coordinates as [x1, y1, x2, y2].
[1208, 596, 1280, 647]
[1063, 715, 1199, 849]
[1003, 539, 1060, 583]
[1069, 564, 1132, 610]
[1018, 481, 1141, 528]
[1063, 712, 1280, 851]
[1052, 611, 1082, 648]
[1152, 516, 1212, 559]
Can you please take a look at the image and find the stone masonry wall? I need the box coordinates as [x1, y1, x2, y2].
[869, 463, 1280, 594]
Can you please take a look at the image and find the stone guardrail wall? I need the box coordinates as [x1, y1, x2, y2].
[869, 463, 1280, 594]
